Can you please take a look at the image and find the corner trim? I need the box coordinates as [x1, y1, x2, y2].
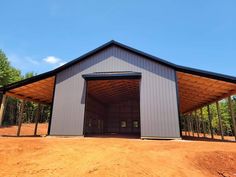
[175, 71, 182, 137]
[47, 75, 57, 135]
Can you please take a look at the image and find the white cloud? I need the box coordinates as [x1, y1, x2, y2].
[43, 55, 66, 68]
[43, 56, 61, 64]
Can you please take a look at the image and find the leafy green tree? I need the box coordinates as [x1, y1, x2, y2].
[23, 72, 37, 79]
[0, 49, 21, 87]
[181, 97, 236, 137]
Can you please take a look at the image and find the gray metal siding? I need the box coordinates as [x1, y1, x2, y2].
[50, 46, 180, 138]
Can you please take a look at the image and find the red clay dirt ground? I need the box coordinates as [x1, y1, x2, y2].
[0, 136, 235, 177]
[0, 123, 48, 136]
[0, 124, 236, 177]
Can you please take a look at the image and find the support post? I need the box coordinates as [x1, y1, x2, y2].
[34, 103, 41, 136]
[17, 100, 25, 136]
[207, 105, 214, 139]
[186, 115, 189, 136]
[0, 94, 7, 126]
[228, 96, 236, 141]
[190, 112, 194, 137]
[201, 108, 206, 138]
[187, 115, 190, 136]
[184, 116, 187, 136]
[195, 110, 200, 138]
[216, 101, 224, 140]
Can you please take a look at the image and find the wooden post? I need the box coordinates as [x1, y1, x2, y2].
[201, 108, 206, 138]
[228, 96, 236, 141]
[34, 104, 41, 136]
[187, 115, 190, 136]
[182, 115, 185, 136]
[186, 115, 189, 136]
[17, 100, 25, 136]
[184, 116, 187, 136]
[216, 101, 224, 140]
[190, 112, 194, 137]
[197, 110, 201, 137]
[195, 110, 200, 138]
[0, 94, 7, 126]
[207, 105, 214, 139]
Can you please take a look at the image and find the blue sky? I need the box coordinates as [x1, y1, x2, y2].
[0, 0, 235, 76]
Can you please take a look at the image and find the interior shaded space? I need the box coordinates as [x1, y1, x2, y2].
[177, 72, 236, 113]
[5, 76, 55, 104]
[84, 79, 141, 137]
[177, 72, 236, 142]
[0, 76, 54, 137]
[0, 100, 50, 137]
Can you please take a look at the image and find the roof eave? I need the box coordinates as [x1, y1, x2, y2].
[175, 65, 236, 84]
[0, 70, 56, 92]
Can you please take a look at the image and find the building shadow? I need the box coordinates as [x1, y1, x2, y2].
[85, 133, 140, 139]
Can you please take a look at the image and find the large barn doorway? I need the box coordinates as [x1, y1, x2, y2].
[83, 72, 141, 137]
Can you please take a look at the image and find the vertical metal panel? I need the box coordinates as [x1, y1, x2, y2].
[50, 46, 180, 138]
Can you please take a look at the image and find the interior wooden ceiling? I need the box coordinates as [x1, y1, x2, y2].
[6, 76, 55, 104]
[177, 72, 236, 113]
[87, 79, 140, 104]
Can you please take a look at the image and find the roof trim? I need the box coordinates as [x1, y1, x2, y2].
[1, 40, 236, 92]
[175, 65, 236, 83]
[82, 72, 142, 81]
[0, 70, 55, 92]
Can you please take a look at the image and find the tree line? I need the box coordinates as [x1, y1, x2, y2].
[0, 49, 50, 126]
[181, 97, 236, 137]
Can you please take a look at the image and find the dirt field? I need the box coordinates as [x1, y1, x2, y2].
[1, 124, 235, 141]
[0, 136, 235, 177]
[0, 123, 48, 136]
